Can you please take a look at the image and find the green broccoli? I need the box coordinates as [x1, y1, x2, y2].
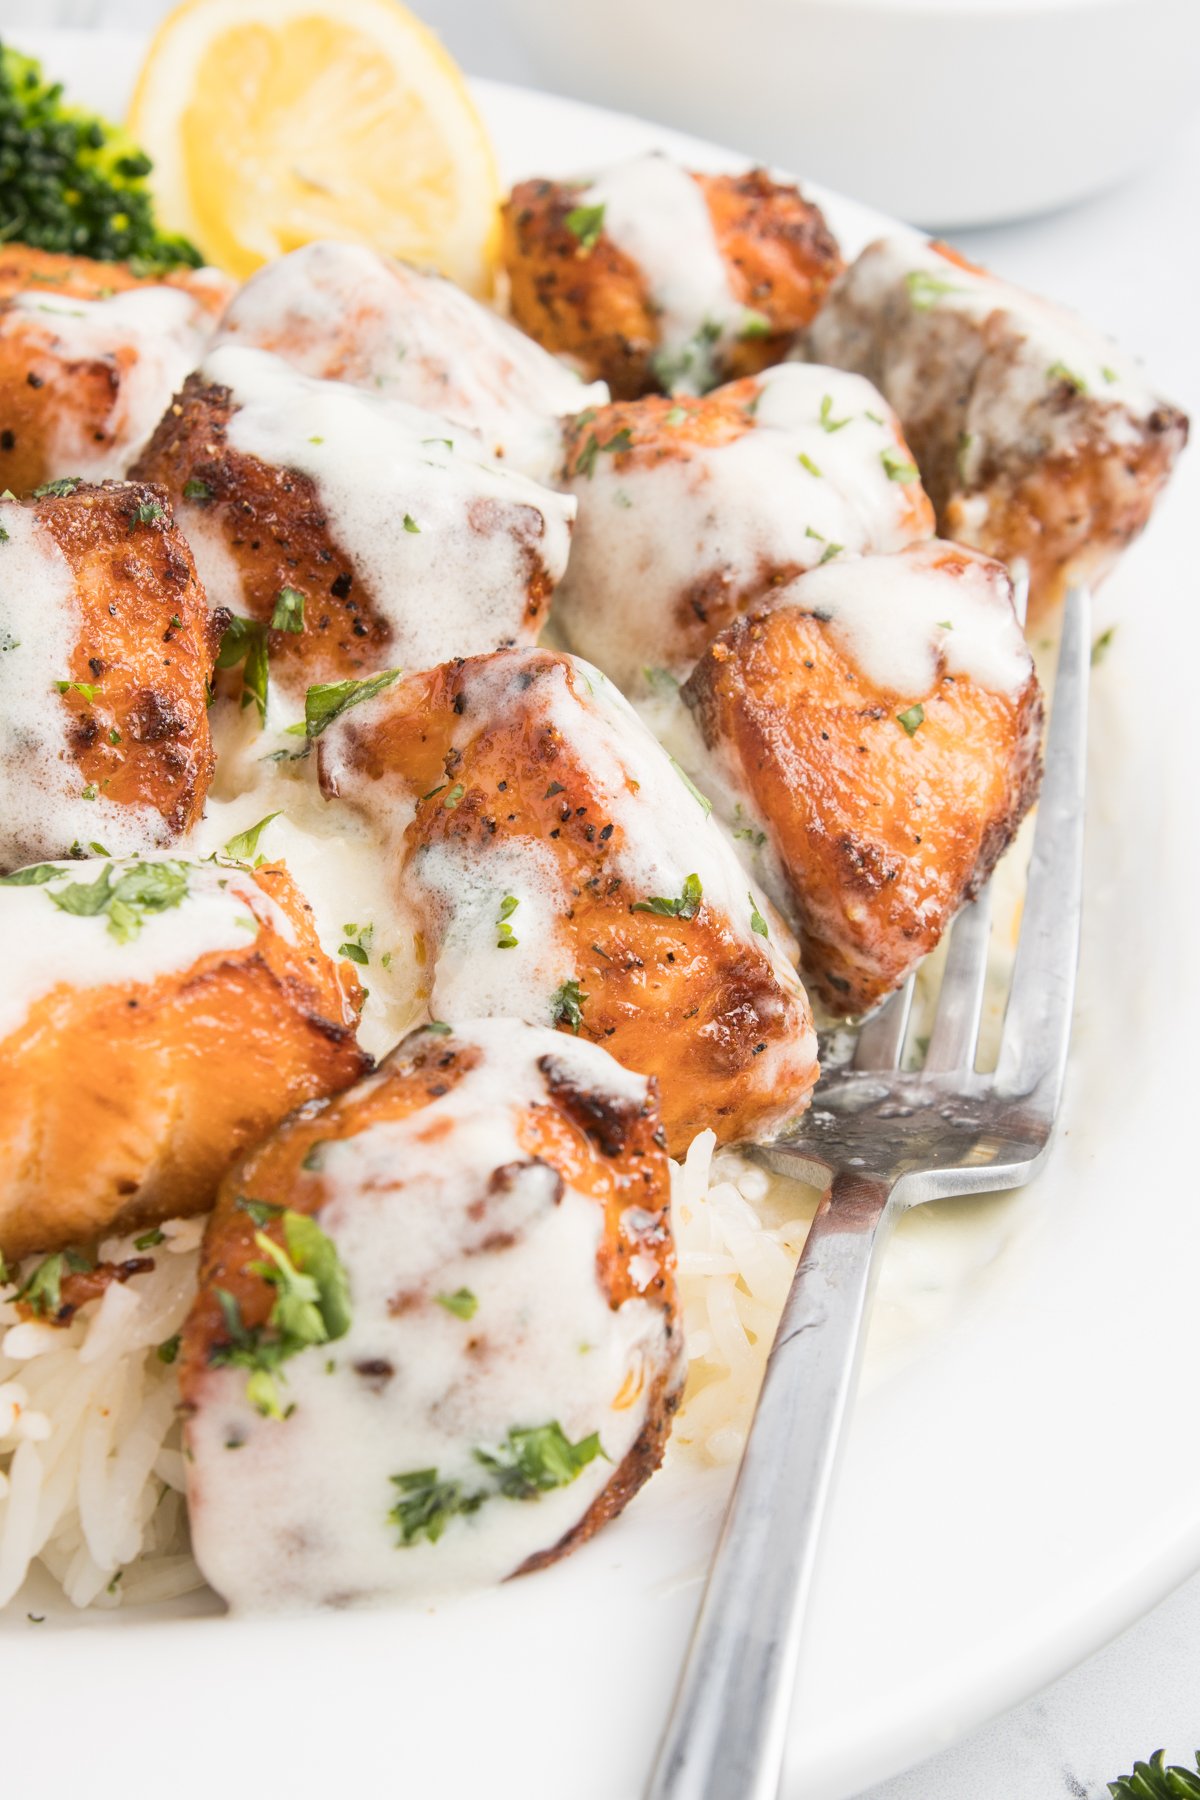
[0, 41, 201, 270]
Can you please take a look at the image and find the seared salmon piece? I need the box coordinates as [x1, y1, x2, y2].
[0, 243, 231, 495]
[682, 542, 1044, 1014]
[0, 858, 368, 1262]
[181, 1018, 683, 1610]
[211, 240, 607, 482]
[803, 236, 1188, 611]
[0, 480, 224, 872]
[132, 347, 575, 706]
[317, 647, 818, 1153]
[556, 363, 934, 693]
[502, 158, 843, 399]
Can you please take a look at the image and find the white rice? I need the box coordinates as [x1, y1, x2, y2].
[0, 1146, 816, 1613]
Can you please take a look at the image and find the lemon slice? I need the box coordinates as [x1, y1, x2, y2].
[127, 0, 500, 295]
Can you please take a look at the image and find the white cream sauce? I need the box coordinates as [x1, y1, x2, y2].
[578, 153, 749, 392]
[0, 502, 165, 870]
[190, 345, 575, 680]
[807, 234, 1163, 480]
[0, 857, 291, 1045]
[213, 241, 607, 482]
[317, 650, 815, 1135]
[555, 363, 932, 692]
[770, 540, 1033, 699]
[185, 1017, 678, 1611]
[6, 286, 220, 476]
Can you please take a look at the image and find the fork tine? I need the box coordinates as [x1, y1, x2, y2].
[994, 586, 1090, 1105]
[923, 892, 993, 1073]
[852, 974, 914, 1069]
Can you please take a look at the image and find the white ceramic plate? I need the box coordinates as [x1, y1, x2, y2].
[5, 29, 1198, 1800]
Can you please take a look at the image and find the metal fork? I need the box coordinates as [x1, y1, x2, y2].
[647, 583, 1091, 1800]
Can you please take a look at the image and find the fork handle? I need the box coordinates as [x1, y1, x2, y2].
[646, 1168, 897, 1800]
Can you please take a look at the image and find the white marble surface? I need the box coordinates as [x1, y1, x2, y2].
[10, 3, 1200, 1793]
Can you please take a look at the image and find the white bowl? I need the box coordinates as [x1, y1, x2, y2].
[499, 0, 1200, 228]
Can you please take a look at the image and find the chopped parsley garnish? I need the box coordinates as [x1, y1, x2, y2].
[157, 1334, 181, 1365]
[904, 269, 963, 310]
[31, 476, 81, 498]
[632, 872, 702, 920]
[402, 513, 421, 534]
[0, 861, 64, 886]
[896, 702, 926, 736]
[435, 1287, 478, 1320]
[302, 668, 401, 738]
[495, 894, 519, 949]
[818, 393, 850, 433]
[442, 782, 465, 809]
[564, 201, 606, 253]
[46, 858, 189, 943]
[182, 477, 211, 502]
[389, 1420, 606, 1547]
[1102, 365, 1119, 385]
[1047, 359, 1088, 394]
[550, 977, 588, 1033]
[1108, 1749, 1200, 1799]
[575, 426, 633, 478]
[216, 615, 270, 724]
[223, 811, 280, 865]
[339, 922, 373, 965]
[270, 587, 305, 633]
[749, 893, 769, 938]
[1091, 625, 1117, 666]
[739, 309, 772, 340]
[210, 1210, 351, 1419]
[881, 449, 919, 483]
[797, 451, 822, 478]
[669, 756, 712, 816]
[127, 499, 164, 532]
[664, 406, 687, 427]
[12, 1251, 64, 1317]
[134, 1228, 165, 1250]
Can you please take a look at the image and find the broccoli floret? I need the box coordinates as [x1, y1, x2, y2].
[0, 42, 202, 270]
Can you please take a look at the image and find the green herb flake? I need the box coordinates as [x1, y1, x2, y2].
[739, 309, 772, 341]
[182, 477, 211, 502]
[47, 858, 190, 943]
[1047, 359, 1088, 394]
[1091, 625, 1117, 666]
[134, 1228, 165, 1250]
[632, 872, 702, 921]
[435, 1287, 478, 1321]
[904, 268, 963, 310]
[402, 513, 421, 534]
[0, 862, 65, 886]
[669, 756, 712, 816]
[31, 476, 81, 498]
[881, 449, 919, 483]
[564, 201, 606, 253]
[389, 1469, 481, 1546]
[156, 1333, 181, 1365]
[818, 393, 850, 433]
[127, 499, 164, 532]
[475, 1421, 606, 1499]
[13, 1252, 64, 1317]
[550, 977, 588, 1033]
[210, 1210, 351, 1418]
[442, 782, 465, 809]
[270, 587, 305, 633]
[496, 894, 519, 950]
[749, 892, 769, 938]
[797, 451, 823, 478]
[543, 781, 566, 798]
[302, 668, 402, 738]
[896, 702, 926, 736]
[216, 615, 270, 725]
[223, 811, 281, 864]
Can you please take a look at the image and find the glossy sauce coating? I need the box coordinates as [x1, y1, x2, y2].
[682, 542, 1044, 1013]
[182, 1018, 682, 1609]
[502, 160, 843, 399]
[804, 235, 1189, 610]
[555, 363, 934, 692]
[0, 860, 368, 1260]
[317, 648, 818, 1152]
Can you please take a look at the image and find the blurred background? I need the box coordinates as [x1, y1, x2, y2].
[8, 0, 1199, 229]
